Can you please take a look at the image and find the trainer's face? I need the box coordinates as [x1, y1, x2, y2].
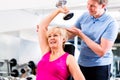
[87, 0, 104, 18]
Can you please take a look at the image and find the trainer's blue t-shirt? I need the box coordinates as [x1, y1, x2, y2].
[75, 11, 119, 67]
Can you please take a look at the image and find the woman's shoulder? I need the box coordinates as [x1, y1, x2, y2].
[65, 53, 75, 61]
[66, 53, 76, 66]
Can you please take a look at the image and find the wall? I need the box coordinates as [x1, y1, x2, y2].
[0, 33, 41, 65]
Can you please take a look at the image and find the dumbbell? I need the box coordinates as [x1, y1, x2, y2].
[9, 58, 17, 74]
[28, 61, 36, 69]
[20, 61, 36, 77]
[28, 61, 36, 75]
[10, 58, 17, 67]
[20, 67, 30, 74]
[26, 77, 32, 80]
[11, 69, 19, 77]
[20, 68, 26, 74]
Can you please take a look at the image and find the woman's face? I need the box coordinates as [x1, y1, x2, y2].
[47, 31, 64, 49]
[87, 0, 105, 18]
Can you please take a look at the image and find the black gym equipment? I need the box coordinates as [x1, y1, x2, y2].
[11, 69, 19, 77]
[21, 68, 26, 74]
[10, 58, 17, 67]
[28, 61, 35, 69]
[26, 77, 32, 80]
[19, 60, 36, 78]
[64, 43, 75, 80]
[9, 58, 17, 75]
[28, 61, 36, 75]
[56, 0, 74, 20]
[64, 43, 75, 56]
[63, 13, 74, 20]
[0, 59, 37, 79]
[0, 59, 18, 77]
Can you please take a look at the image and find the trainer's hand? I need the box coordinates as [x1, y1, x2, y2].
[67, 27, 82, 36]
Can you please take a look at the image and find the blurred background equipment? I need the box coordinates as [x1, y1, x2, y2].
[0, 59, 36, 80]
[64, 42, 75, 56]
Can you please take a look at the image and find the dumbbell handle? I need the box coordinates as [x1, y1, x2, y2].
[56, 0, 67, 8]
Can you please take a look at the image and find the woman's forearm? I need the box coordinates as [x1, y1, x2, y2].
[39, 9, 60, 30]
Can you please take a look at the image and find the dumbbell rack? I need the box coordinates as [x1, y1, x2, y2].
[0, 59, 11, 77]
[0, 59, 36, 80]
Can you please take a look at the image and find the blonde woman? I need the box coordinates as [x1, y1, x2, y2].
[36, 7, 85, 80]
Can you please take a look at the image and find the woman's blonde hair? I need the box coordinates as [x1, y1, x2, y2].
[47, 26, 68, 44]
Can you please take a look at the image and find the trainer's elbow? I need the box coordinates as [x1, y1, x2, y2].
[97, 50, 107, 57]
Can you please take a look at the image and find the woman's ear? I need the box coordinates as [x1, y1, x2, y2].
[63, 38, 66, 43]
